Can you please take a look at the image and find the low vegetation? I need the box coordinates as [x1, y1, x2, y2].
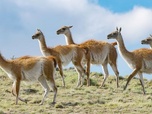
[0, 68, 152, 114]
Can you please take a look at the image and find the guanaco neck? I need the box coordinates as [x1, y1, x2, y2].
[0, 54, 11, 71]
[149, 43, 152, 49]
[38, 35, 49, 53]
[116, 34, 133, 58]
[64, 30, 75, 45]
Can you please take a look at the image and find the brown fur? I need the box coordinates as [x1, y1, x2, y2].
[32, 29, 87, 87]
[0, 53, 57, 105]
[56, 26, 119, 87]
[141, 36, 152, 48]
[107, 27, 152, 94]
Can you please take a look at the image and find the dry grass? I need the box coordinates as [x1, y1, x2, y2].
[0, 68, 152, 114]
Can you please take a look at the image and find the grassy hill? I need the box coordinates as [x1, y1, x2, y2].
[0, 68, 152, 114]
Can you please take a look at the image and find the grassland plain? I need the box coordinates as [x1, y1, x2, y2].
[0, 68, 152, 114]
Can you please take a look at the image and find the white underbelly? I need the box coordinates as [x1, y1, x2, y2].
[22, 69, 41, 82]
[90, 50, 109, 64]
[141, 60, 152, 74]
[21, 62, 42, 82]
[60, 55, 72, 66]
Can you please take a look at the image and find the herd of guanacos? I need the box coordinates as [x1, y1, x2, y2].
[1, 26, 152, 105]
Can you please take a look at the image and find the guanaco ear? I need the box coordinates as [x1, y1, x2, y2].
[119, 27, 122, 32]
[116, 27, 118, 31]
[37, 29, 42, 33]
[68, 26, 73, 28]
[37, 29, 41, 31]
[150, 34, 152, 37]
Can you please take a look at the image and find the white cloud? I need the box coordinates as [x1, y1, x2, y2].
[1, 0, 152, 78]
[115, 6, 152, 42]
[9, 1, 152, 43]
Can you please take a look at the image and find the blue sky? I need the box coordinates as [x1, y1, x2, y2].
[99, 0, 152, 12]
[0, 0, 152, 79]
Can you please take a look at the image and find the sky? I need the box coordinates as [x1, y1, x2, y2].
[0, 0, 152, 79]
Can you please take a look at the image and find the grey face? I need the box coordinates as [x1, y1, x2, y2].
[56, 26, 73, 35]
[56, 27, 67, 35]
[141, 37, 152, 44]
[32, 29, 42, 39]
[107, 27, 121, 39]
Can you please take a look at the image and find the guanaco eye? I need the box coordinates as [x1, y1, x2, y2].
[147, 38, 152, 41]
[113, 33, 117, 35]
[62, 28, 66, 31]
[35, 33, 41, 37]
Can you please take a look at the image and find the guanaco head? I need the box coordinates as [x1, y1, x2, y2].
[107, 27, 122, 40]
[56, 26, 73, 35]
[141, 35, 152, 45]
[32, 29, 44, 40]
